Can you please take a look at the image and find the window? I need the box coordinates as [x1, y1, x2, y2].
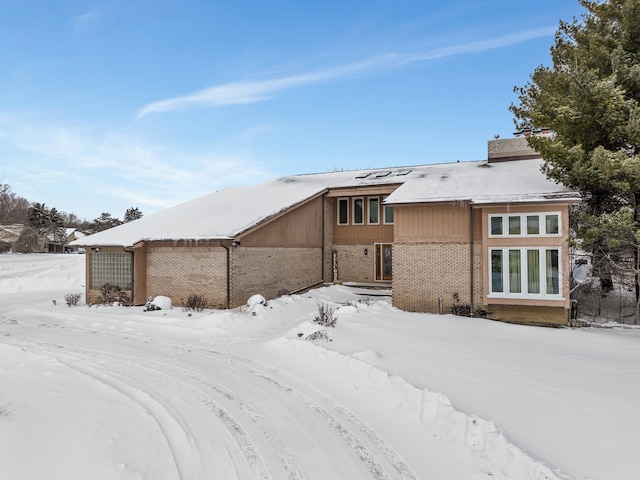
[508, 216, 521, 235]
[90, 252, 133, 290]
[546, 214, 559, 235]
[489, 247, 562, 298]
[368, 197, 380, 224]
[353, 197, 364, 225]
[491, 216, 503, 236]
[489, 212, 561, 237]
[383, 197, 394, 225]
[337, 198, 349, 225]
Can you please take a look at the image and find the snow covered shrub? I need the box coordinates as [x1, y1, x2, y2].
[182, 293, 208, 312]
[96, 283, 130, 305]
[246, 294, 267, 315]
[313, 303, 337, 327]
[64, 292, 81, 307]
[306, 330, 331, 342]
[144, 296, 172, 311]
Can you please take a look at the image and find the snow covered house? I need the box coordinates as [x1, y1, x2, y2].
[73, 136, 580, 325]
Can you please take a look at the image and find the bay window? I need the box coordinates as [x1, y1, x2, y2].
[489, 247, 561, 298]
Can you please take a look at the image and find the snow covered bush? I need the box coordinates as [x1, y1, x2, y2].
[64, 293, 81, 307]
[313, 303, 336, 327]
[306, 330, 331, 342]
[182, 293, 208, 312]
[246, 294, 268, 315]
[144, 296, 172, 312]
[96, 283, 130, 306]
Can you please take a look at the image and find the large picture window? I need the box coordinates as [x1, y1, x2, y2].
[489, 247, 561, 298]
[489, 212, 561, 237]
[90, 252, 133, 290]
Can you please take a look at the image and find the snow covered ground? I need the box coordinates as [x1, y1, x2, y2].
[0, 254, 638, 480]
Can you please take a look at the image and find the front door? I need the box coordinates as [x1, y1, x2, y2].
[375, 243, 393, 281]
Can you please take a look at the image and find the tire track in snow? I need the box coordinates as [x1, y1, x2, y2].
[57, 358, 200, 480]
[4, 325, 417, 480]
[204, 350, 418, 480]
[4, 337, 279, 480]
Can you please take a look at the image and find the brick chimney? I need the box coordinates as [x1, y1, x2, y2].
[487, 129, 551, 163]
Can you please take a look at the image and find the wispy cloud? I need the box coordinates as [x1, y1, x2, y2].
[73, 5, 107, 31]
[0, 114, 271, 215]
[137, 27, 555, 118]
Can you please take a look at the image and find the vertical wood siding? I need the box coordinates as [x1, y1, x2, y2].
[394, 203, 471, 243]
[239, 196, 323, 247]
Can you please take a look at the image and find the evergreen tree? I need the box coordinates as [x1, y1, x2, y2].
[123, 207, 143, 223]
[90, 212, 123, 233]
[511, 0, 640, 321]
[27, 203, 50, 230]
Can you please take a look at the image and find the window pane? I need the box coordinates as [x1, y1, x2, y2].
[509, 250, 522, 293]
[508, 216, 521, 235]
[384, 205, 394, 224]
[527, 250, 540, 294]
[90, 252, 133, 290]
[491, 250, 503, 293]
[546, 214, 559, 234]
[368, 197, 379, 224]
[490, 216, 503, 235]
[527, 215, 540, 235]
[546, 249, 560, 294]
[338, 199, 348, 224]
[353, 198, 364, 224]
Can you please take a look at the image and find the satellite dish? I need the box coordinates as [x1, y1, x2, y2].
[572, 264, 591, 284]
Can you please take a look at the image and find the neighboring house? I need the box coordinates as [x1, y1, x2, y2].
[72, 135, 580, 325]
[0, 224, 25, 252]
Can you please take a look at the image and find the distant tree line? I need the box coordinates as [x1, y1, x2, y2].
[1, 182, 143, 252]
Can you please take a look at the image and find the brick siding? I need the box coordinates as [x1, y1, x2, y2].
[332, 244, 376, 283]
[487, 137, 538, 160]
[393, 242, 473, 313]
[230, 246, 322, 307]
[485, 305, 568, 326]
[146, 245, 228, 308]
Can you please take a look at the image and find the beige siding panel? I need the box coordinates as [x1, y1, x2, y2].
[133, 243, 147, 305]
[240, 197, 323, 247]
[333, 224, 394, 244]
[394, 203, 471, 243]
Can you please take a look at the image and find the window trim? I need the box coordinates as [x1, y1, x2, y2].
[352, 197, 365, 225]
[367, 196, 380, 225]
[488, 246, 562, 299]
[488, 212, 561, 238]
[382, 197, 394, 225]
[337, 197, 349, 226]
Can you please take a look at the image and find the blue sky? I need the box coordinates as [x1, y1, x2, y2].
[0, 0, 586, 221]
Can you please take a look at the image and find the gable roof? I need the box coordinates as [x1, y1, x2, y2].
[72, 159, 579, 247]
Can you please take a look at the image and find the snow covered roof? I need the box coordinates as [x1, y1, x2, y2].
[385, 159, 580, 205]
[73, 159, 579, 247]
